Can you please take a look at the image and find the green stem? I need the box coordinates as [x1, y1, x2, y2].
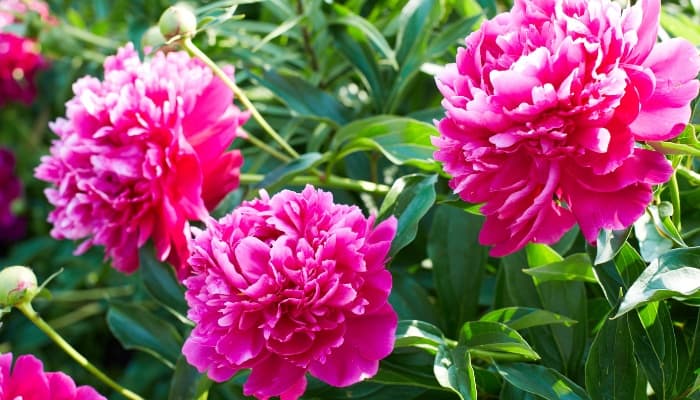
[669, 168, 682, 230]
[239, 173, 390, 195]
[48, 285, 134, 302]
[677, 165, 700, 185]
[61, 25, 121, 49]
[16, 303, 144, 400]
[182, 38, 300, 160]
[649, 141, 700, 157]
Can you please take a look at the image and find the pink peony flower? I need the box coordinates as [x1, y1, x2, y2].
[0, 32, 46, 106]
[0, 353, 105, 399]
[434, 0, 700, 256]
[0, 0, 54, 28]
[182, 185, 398, 400]
[35, 44, 249, 278]
[0, 148, 26, 243]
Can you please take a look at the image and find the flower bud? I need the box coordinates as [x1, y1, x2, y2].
[141, 26, 166, 51]
[0, 266, 38, 307]
[159, 5, 197, 41]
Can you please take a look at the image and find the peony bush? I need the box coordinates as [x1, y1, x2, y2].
[0, 0, 699, 399]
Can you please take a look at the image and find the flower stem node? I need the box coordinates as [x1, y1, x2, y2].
[0, 266, 38, 307]
[159, 5, 197, 42]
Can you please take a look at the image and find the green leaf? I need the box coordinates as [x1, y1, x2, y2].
[395, 0, 441, 64]
[255, 152, 324, 192]
[628, 302, 678, 400]
[252, 15, 303, 51]
[427, 12, 483, 59]
[594, 228, 631, 265]
[332, 116, 440, 171]
[523, 253, 596, 283]
[616, 246, 700, 317]
[107, 302, 183, 368]
[373, 351, 445, 391]
[390, 271, 440, 325]
[168, 356, 212, 400]
[660, 8, 700, 45]
[585, 313, 647, 400]
[139, 247, 188, 319]
[254, 70, 349, 125]
[428, 205, 487, 335]
[459, 321, 540, 362]
[329, 27, 386, 107]
[329, 5, 397, 69]
[395, 320, 446, 350]
[634, 208, 674, 262]
[378, 174, 437, 255]
[525, 243, 563, 267]
[480, 307, 577, 331]
[434, 345, 477, 400]
[495, 362, 590, 400]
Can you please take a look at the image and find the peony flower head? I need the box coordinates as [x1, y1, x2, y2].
[35, 43, 249, 278]
[0, 353, 105, 400]
[434, 0, 700, 256]
[0, 148, 26, 243]
[0, 0, 54, 28]
[0, 32, 46, 106]
[182, 185, 398, 400]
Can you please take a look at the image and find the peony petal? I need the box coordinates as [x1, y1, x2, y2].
[244, 354, 307, 400]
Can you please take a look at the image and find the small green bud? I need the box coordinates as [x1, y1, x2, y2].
[141, 26, 166, 50]
[159, 5, 197, 41]
[0, 266, 38, 307]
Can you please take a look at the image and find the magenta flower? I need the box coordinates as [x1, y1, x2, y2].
[182, 185, 398, 400]
[0, 148, 26, 243]
[0, 353, 105, 399]
[35, 44, 249, 278]
[433, 0, 700, 256]
[0, 33, 46, 106]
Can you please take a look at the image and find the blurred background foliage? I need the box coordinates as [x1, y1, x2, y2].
[1, 0, 699, 399]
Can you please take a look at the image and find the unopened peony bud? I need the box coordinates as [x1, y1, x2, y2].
[141, 26, 166, 50]
[0, 266, 38, 307]
[159, 5, 197, 41]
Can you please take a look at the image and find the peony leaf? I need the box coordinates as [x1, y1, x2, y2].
[139, 247, 188, 321]
[394, 319, 446, 351]
[433, 345, 477, 400]
[379, 173, 437, 256]
[428, 205, 487, 335]
[255, 152, 325, 192]
[329, 5, 397, 69]
[523, 253, 597, 283]
[480, 307, 577, 331]
[253, 70, 350, 125]
[373, 351, 445, 391]
[628, 302, 678, 400]
[169, 356, 212, 400]
[107, 302, 183, 369]
[633, 209, 674, 262]
[594, 228, 631, 265]
[616, 247, 700, 317]
[496, 362, 590, 400]
[459, 321, 540, 362]
[331, 115, 440, 171]
[585, 313, 647, 400]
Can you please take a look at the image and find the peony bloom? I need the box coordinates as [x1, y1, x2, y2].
[0, 0, 53, 27]
[433, 0, 700, 256]
[0, 353, 105, 399]
[0, 148, 26, 244]
[0, 32, 46, 106]
[0, 0, 51, 106]
[182, 185, 398, 400]
[35, 44, 249, 278]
